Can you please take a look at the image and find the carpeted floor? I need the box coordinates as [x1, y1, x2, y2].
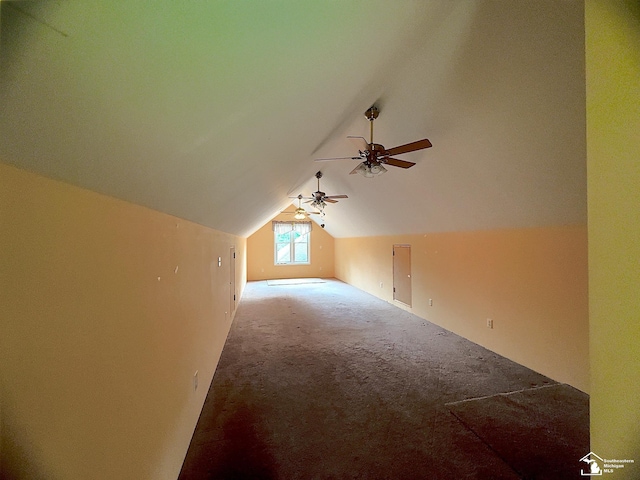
[179, 279, 589, 479]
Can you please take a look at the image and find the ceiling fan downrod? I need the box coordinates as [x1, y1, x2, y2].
[365, 106, 379, 146]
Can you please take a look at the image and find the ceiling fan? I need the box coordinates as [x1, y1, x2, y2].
[290, 171, 348, 210]
[281, 194, 320, 220]
[315, 105, 432, 176]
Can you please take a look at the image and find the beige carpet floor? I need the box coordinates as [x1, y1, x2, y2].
[179, 278, 589, 479]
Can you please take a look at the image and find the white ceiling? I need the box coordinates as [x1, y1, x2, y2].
[0, 0, 586, 238]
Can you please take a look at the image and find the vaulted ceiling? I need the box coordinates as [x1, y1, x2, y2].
[0, 1, 586, 238]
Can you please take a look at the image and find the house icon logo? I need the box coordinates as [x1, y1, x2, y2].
[580, 452, 604, 476]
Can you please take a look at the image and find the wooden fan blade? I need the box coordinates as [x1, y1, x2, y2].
[324, 198, 338, 203]
[304, 200, 314, 204]
[385, 138, 432, 156]
[347, 135, 369, 152]
[324, 195, 348, 199]
[315, 156, 362, 162]
[384, 158, 416, 169]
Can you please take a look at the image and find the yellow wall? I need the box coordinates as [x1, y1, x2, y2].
[0, 162, 246, 480]
[335, 225, 589, 393]
[247, 209, 335, 281]
[586, 0, 640, 467]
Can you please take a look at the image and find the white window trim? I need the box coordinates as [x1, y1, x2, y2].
[273, 221, 311, 265]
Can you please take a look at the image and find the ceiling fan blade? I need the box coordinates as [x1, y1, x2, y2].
[324, 195, 348, 199]
[384, 158, 416, 169]
[303, 200, 314, 204]
[315, 156, 362, 162]
[385, 138, 432, 156]
[347, 135, 369, 152]
[324, 198, 338, 203]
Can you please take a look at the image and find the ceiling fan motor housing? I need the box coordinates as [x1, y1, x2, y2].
[366, 143, 386, 164]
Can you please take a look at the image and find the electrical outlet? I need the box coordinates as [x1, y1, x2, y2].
[193, 371, 199, 391]
[487, 318, 493, 329]
[429, 299, 433, 306]
[380, 282, 383, 288]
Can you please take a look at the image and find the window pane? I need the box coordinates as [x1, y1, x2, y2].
[276, 232, 291, 243]
[293, 232, 309, 263]
[276, 243, 290, 263]
[294, 245, 308, 262]
[294, 233, 308, 263]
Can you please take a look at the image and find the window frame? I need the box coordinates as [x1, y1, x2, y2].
[273, 222, 311, 266]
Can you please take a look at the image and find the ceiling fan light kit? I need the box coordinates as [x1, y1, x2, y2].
[354, 162, 387, 177]
[315, 105, 432, 177]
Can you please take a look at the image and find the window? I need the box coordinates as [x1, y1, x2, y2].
[273, 221, 311, 265]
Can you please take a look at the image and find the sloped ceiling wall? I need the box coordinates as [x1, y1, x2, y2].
[0, 0, 585, 238]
